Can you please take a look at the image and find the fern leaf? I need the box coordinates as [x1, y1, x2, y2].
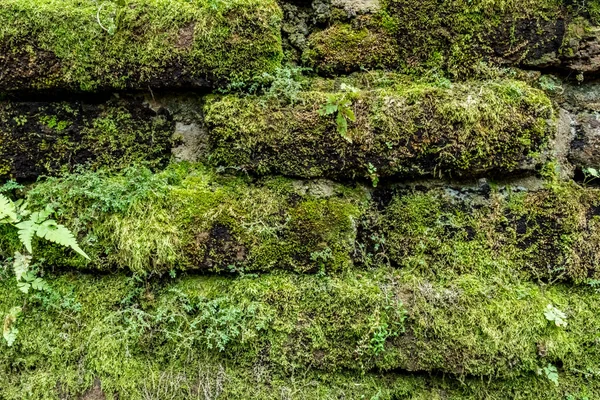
[0, 194, 17, 223]
[3, 307, 21, 346]
[12, 252, 31, 281]
[17, 281, 30, 294]
[36, 221, 90, 260]
[31, 278, 50, 292]
[15, 220, 38, 254]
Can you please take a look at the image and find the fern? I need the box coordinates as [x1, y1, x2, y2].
[3, 307, 22, 347]
[0, 193, 17, 223]
[1, 193, 88, 345]
[15, 220, 36, 254]
[12, 252, 31, 281]
[37, 221, 90, 260]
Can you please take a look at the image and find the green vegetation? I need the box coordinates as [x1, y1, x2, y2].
[0, 99, 174, 179]
[6, 164, 366, 274]
[303, 18, 399, 75]
[205, 77, 554, 181]
[0, 193, 88, 346]
[0, 0, 283, 91]
[3, 0, 600, 397]
[317, 84, 359, 142]
[374, 182, 600, 283]
[0, 267, 599, 398]
[0, 163, 598, 287]
[302, 0, 600, 78]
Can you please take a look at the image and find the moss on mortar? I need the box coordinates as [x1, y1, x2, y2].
[0, 0, 283, 91]
[205, 77, 554, 181]
[0, 268, 599, 398]
[0, 98, 174, 179]
[13, 163, 367, 274]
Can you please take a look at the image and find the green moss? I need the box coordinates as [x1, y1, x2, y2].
[205, 77, 554, 181]
[374, 182, 600, 283]
[1, 268, 600, 398]
[302, 0, 588, 78]
[12, 162, 600, 284]
[302, 17, 399, 75]
[20, 163, 367, 274]
[0, 0, 283, 91]
[0, 99, 174, 179]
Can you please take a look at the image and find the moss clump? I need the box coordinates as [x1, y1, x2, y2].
[18, 163, 367, 274]
[205, 77, 554, 182]
[0, 98, 174, 179]
[372, 182, 600, 283]
[0, 0, 283, 91]
[1, 268, 600, 398]
[302, 17, 399, 75]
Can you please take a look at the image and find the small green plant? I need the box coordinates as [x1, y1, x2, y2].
[366, 294, 407, 356]
[544, 304, 567, 328]
[258, 66, 309, 104]
[0, 193, 89, 345]
[318, 84, 359, 142]
[583, 167, 600, 184]
[366, 163, 379, 187]
[539, 363, 559, 386]
[370, 323, 390, 355]
[96, 0, 128, 35]
[310, 247, 334, 276]
[587, 279, 600, 293]
[537, 75, 564, 94]
[13, 116, 27, 126]
[2, 306, 22, 346]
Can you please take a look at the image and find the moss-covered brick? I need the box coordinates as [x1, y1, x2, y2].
[384, 0, 566, 76]
[0, 268, 599, 398]
[205, 77, 554, 182]
[302, 0, 600, 77]
[0, 98, 175, 179]
[0, 0, 283, 91]
[11, 164, 600, 283]
[302, 16, 399, 75]
[12, 163, 367, 274]
[371, 182, 600, 283]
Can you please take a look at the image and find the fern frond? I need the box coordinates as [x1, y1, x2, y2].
[15, 220, 37, 254]
[36, 221, 90, 260]
[12, 252, 31, 281]
[0, 194, 17, 223]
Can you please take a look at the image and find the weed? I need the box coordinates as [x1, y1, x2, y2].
[583, 167, 600, 185]
[544, 304, 567, 328]
[318, 84, 359, 142]
[0, 193, 87, 345]
[366, 163, 379, 187]
[539, 363, 559, 386]
[258, 66, 310, 104]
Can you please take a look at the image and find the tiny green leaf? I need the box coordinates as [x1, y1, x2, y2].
[15, 220, 38, 254]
